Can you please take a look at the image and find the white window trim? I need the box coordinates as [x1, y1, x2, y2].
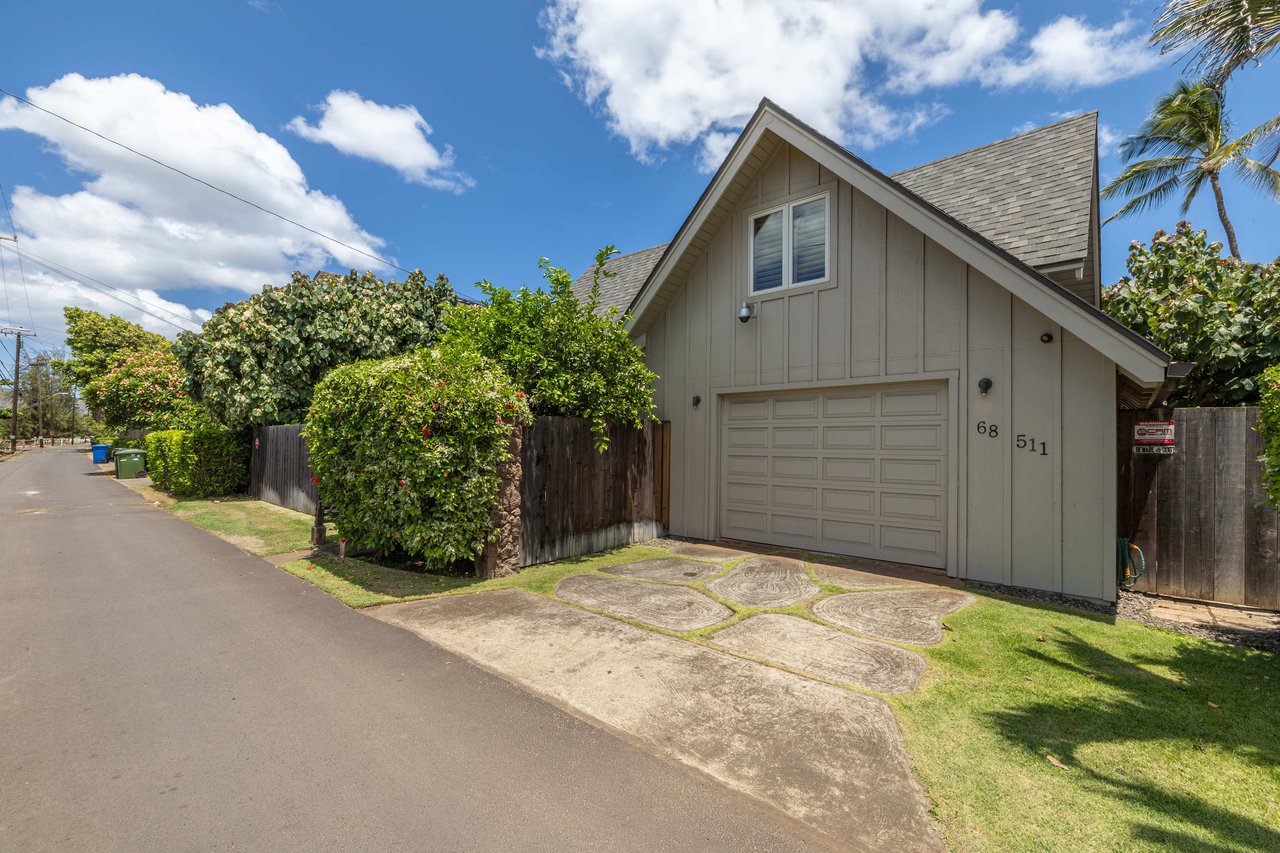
[748, 191, 831, 294]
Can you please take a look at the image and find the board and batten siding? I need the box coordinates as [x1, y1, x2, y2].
[644, 141, 1118, 600]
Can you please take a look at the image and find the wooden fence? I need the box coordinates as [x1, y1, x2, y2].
[519, 417, 670, 567]
[249, 424, 318, 516]
[1118, 408, 1279, 609]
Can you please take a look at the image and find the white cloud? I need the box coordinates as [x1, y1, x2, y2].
[1098, 123, 1124, 157]
[288, 91, 473, 192]
[0, 73, 392, 343]
[539, 1, 1160, 172]
[992, 16, 1160, 88]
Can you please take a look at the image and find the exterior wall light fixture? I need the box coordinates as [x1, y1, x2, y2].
[738, 301, 757, 323]
[978, 377, 993, 396]
[692, 395, 702, 407]
[1040, 332, 1054, 343]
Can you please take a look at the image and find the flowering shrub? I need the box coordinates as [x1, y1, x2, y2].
[440, 249, 655, 450]
[304, 348, 531, 563]
[86, 348, 205, 430]
[145, 427, 249, 497]
[174, 269, 457, 429]
[1104, 222, 1280, 406]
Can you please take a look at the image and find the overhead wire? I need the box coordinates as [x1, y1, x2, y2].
[0, 242, 199, 332]
[0, 85, 410, 276]
[0, 182, 35, 330]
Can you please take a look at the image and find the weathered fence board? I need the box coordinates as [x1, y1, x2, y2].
[519, 417, 670, 567]
[1118, 408, 1280, 608]
[249, 424, 318, 516]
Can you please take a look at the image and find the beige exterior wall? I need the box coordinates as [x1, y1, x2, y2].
[644, 142, 1118, 601]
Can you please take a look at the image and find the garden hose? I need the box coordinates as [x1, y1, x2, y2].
[1116, 537, 1146, 588]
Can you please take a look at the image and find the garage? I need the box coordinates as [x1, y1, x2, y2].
[720, 384, 948, 568]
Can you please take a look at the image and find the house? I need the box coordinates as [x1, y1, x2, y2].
[573, 100, 1180, 602]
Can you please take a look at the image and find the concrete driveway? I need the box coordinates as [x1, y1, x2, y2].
[0, 448, 829, 852]
[372, 547, 975, 852]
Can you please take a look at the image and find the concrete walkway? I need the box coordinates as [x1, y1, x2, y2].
[1, 449, 827, 852]
[371, 590, 943, 852]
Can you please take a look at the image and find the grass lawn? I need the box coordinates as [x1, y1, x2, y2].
[892, 592, 1280, 852]
[165, 496, 321, 556]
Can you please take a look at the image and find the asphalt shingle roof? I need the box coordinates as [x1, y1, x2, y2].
[575, 113, 1096, 313]
[892, 112, 1096, 270]
[570, 243, 670, 315]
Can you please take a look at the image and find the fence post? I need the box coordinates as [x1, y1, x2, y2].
[475, 425, 523, 578]
[311, 501, 326, 547]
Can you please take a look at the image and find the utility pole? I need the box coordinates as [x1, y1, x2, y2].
[0, 325, 30, 452]
[36, 357, 44, 449]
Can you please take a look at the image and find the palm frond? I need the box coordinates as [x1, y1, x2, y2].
[1103, 173, 1185, 223]
[1102, 157, 1194, 199]
[1178, 168, 1209, 214]
[1233, 157, 1280, 198]
[1152, 0, 1280, 83]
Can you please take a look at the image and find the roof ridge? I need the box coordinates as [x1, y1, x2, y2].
[891, 111, 1097, 178]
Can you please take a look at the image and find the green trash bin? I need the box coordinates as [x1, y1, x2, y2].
[115, 448, 147, 479]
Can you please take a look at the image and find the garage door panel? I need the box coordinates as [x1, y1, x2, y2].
[821, 487, 875, 515]
[727, 427, 769, 448]
[880, 458, 944, 486]
[722, 382, 947, 570]
[823, 425, 875, 449]
[772, 456, 819, 479]
[881, 388, 945, 417]
[725, 481, 768, 505]
[880, 491, 943, 521]
[774, 397, 819, 418]
[725, 454, 769, 477]
[773, 514, 819, 538]
[772, 485, 819, 510]
[823, 457, 876, 481]
[880, 424, 944, 451]
[821, 519, 875, 547]
[822, 393, 875, 418]
[773, 427, 819, 448]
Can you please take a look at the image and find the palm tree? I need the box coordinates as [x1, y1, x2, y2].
[1102, 80, 1280, 259]
[1152, 0, 1280, 86]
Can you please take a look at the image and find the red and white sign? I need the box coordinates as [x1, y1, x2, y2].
[1134, 421, 1175, 446]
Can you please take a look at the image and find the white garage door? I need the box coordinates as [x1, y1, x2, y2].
[720, 383, 948, 568]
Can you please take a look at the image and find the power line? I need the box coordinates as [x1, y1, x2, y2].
[0, 242, 199, 332]
[0, 183, 34, 330]
[0, 85, 411, 276]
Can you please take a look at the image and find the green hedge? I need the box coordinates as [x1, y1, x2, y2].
[145, 427, 249, 497]
[1260, 366, 1280, 508]
[305, 348, 530, 563]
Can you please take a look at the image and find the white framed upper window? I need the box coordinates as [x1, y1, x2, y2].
[749, 192, 829, 293]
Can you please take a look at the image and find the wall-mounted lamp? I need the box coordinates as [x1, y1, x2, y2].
[691, 394, 702, 407]
[1040, 332, 1054, 343]
[737, 301, 758, 323]
[978, 377, 993, 396]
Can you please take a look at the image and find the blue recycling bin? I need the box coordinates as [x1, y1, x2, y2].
[91, 444, 110, 464]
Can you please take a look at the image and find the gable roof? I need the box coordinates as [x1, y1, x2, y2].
[891, 112, 1096, 271]
[571, 243, 669, 312]
[621, 99, 1170, 384]
[576, 113, 1098, 316]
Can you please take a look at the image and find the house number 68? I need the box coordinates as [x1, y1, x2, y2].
[975, 420, 999, 438]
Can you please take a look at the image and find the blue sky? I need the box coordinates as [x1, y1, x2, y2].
[0, 0, 1276, 349]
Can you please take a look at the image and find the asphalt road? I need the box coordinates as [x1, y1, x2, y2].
[0, 448, 825, 852]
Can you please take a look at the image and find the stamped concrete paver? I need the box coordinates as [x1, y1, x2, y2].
[710, 614, 927, 694]
[708, 556, 819, 608]
[602, 557, 724, 584]
[371, 590, 942, 851]
[814, 589, 976, 645]
[557, 574, 731, 631]
[664, 541, 758, 561]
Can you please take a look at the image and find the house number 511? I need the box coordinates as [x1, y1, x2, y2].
[1016, 434, 1050, 455]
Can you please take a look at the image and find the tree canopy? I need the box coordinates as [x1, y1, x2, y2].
[1103, 221, 1280, 406]
[1153, 0, 1280, 85]
[173, 269, 457, 430]
[56, 307, 171, 390]
[86, 348, 204, 431]
[439, 249, 656, 449]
